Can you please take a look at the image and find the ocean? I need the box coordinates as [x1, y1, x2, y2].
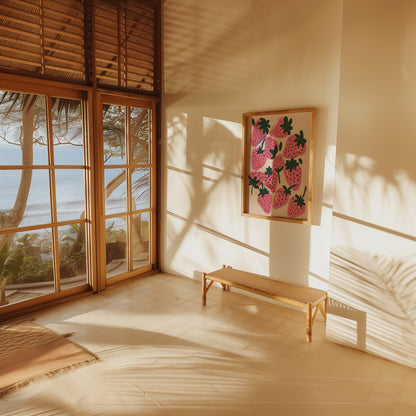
[0, 143, 148, 228]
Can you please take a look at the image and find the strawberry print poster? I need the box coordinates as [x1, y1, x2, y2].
[242, 108, 315, 223]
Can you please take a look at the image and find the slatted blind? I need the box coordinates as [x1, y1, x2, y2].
[95, 0, 157, 92]
[0, 0, 86, 82]
[0, 0, 160, 93]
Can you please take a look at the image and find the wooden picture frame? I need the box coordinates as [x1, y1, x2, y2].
[242, 108, 315, 224]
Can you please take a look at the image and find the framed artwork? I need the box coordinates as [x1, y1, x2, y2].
[242, 108, 315, 224]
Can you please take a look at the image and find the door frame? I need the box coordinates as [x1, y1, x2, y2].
[95, 92, 158, 290]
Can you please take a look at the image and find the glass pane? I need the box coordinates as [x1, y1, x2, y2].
[132, 168, 149, 210]
[52, 98, 84, 165]
[130, 107, 149, 164]
[0, 228, 54, 307]
[0, 170, 20, 226]
[0, 169, 51, 229]
[132, 211, 150, 270]
[55, 169, 85, 222]
[59, 223, 87, 289]
[0, 92, 48, 165]
[22, 170, 51, 227]
[103, 104, 126, 165]
[105, 216, 127, 278]
[105, 168, 127, 215]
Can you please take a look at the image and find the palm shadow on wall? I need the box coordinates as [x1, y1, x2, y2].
[329, 152, 416, 367]
[165, 112, 252, 269]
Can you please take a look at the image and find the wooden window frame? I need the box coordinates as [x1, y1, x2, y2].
[0, 75, 96, 317]
[0, 0, 161, 320]
[96, 92, 157, 290]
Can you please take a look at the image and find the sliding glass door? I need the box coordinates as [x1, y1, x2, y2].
[99, 95, 156, 286]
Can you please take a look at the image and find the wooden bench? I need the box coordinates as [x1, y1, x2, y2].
[202, 265, 328, 342]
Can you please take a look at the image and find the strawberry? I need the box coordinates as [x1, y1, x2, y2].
[263, 166, 278, 193]
[264, 136, 278, 160]
[283, 130, 307, 159]
[273, 185, 294, 209]
[258, 171, 267, 184]
[273, 154, 284, 183]
[270, 116, 293, 138]
[251, 117, 270, 146]
[287, 187, 307, 217]
[284, 158, 302, 190]
[251, 140, 268, 171]
[249, 170, 266, 187]
[257, 184, 272, 214]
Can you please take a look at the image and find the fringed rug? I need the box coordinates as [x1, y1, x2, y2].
[0, 321, 97, 397]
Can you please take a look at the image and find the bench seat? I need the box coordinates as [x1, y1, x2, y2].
[202, 266, 327, 342]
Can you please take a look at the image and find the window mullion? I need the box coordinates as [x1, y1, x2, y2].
[46, 96, 61, 293]
[126, 106, 133, 272]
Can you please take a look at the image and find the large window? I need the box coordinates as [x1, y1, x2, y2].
[0, 90, 89, 307]
[0, 0, 160, 316]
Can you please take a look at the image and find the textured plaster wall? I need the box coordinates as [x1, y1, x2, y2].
[161, 0, 416, 367]
[161, 0, 343, 288]
[327, 0, 416, 368]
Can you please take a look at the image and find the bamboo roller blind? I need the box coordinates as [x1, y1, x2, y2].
[0, 0, 159, 93]
[0, 0, 86, 82]
[95, 0, 156, 91]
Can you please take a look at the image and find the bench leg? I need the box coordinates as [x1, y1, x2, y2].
[202, 273, 207, 306]
[306, 303, 312, 342]
[221, 283, 229, 291]
[318, 302, 326, 323]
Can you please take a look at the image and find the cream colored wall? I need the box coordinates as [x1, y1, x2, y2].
[162, 0, 416, 369]
[327, 0, 416, 367]
[161, 0, 343, 287]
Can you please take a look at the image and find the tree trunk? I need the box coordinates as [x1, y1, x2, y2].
[11, 104, 34, 224]
[0, 102, 34, 249]
[104, 169, 145, 254]
[0, 278, 8, 305]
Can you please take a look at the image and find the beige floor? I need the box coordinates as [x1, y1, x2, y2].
[1, 273, 416, 416]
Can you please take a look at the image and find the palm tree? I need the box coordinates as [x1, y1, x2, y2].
[0, 92, 39, 248]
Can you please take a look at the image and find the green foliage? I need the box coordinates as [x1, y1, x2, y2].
[59, 237, 86, 279]
[0, 229, 89, 284]
[0, 243, 9, 275]
[0, 234, 52, 285]
[105, 221, 119, 243]
[18, 255, 53, 283]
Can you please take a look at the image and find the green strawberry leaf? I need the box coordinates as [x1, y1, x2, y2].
[265, 166, 272, 176]
[258, 185, 270, 196]
[258, 118, 270, 134]
[295, 130, 306, 147]
[295, 194, 305, 207]
[269, 145, 278, 159]
[283, 185, 294, 196]
[248, 174, 260, 194]
[284, 158, 299, 171]
[279, 141, 282, 151]
[299, 158, 303, 164]
[275, 168, 282, 183]
[281, 116, 293, 135]
[256, 139, 266, 154]
[294, 187, 307, 207]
